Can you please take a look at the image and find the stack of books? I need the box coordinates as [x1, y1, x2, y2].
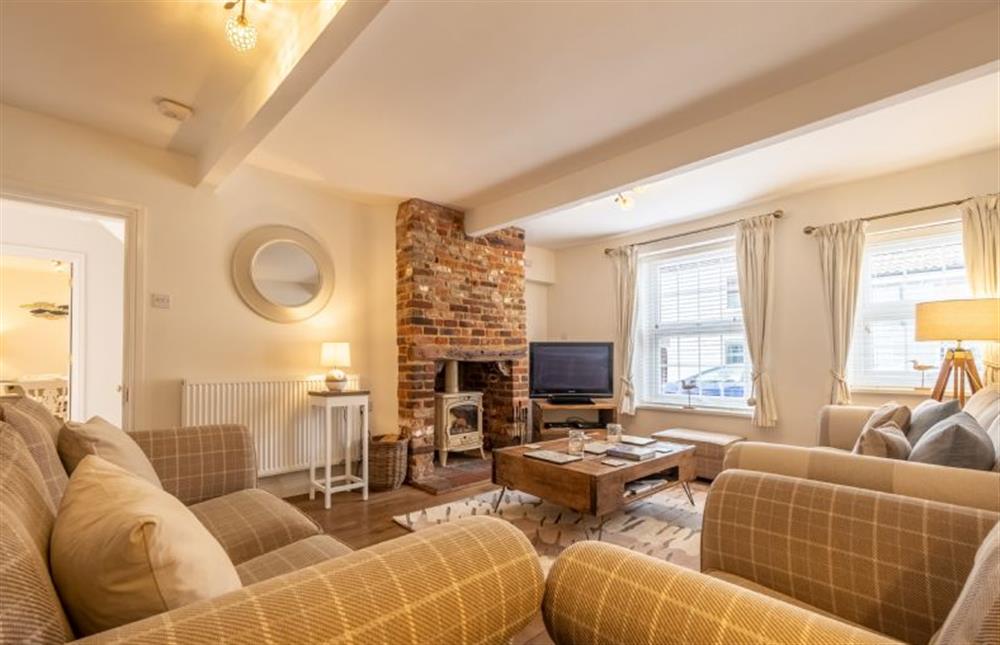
[607, 444, 656, 461]
[624, 476, 670, 496]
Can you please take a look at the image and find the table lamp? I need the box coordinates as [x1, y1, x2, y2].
[915, 298, 1000, 405]
[320, 342, 351, 391]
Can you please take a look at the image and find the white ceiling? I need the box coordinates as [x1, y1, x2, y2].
[520, 72, 1000, 249]
[247, 0, 990, 206]
[0, 0, 322, 155]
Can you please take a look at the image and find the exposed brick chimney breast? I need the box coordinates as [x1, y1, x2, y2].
[396, 199, 527, 482]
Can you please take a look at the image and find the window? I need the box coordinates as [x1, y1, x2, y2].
[637, 241, 750, 409]
[724, 342, 745, 365]
[850, 222, 978, 388]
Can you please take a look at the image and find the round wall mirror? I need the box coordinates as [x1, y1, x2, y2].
[251, 241, 321, 307]
[232, 226, 334, 322]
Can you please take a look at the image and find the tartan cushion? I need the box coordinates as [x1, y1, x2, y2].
[0, 427, 74, 644]
[1, 396, 62, 445]
[190, 489, 323, 565]
[236, 535, 352, 585]
[0, 408, 68, 509]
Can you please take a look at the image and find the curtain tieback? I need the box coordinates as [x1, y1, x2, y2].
[831, 370, 848, 384]
[747, 370, 766, 406]
[620, 376, 634, 391]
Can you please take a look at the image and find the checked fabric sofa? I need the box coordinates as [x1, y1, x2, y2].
[0, 394, 544, 644]
[543, 469, 999, 644]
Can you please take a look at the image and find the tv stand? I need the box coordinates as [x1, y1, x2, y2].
[531, 398, 618, 441]
[546, 395, 594, 405]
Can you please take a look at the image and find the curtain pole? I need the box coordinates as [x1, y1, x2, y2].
[801, 197, 976, 235]
[603, 209, 784, 255]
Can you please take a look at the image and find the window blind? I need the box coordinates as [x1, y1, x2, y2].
[850, 222, 979, 388]
[637, 242, 750, 409]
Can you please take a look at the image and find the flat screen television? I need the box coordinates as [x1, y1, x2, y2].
[529, 342, 614, 403]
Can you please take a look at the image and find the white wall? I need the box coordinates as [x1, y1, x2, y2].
[547, 148, 1000, 446]
[525, 245, 555, 341]
[1, 105, 398, 441]
[2, 203, 125, 423]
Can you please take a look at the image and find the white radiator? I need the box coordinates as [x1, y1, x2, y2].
[181, 377, 360, 476]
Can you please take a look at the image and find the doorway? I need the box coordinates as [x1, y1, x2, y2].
[0, 197, 127, 426]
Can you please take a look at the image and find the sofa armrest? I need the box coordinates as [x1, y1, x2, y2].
[703, 470, 998, 644]
[818, 404, 876, 449]
[131, 425, 256, 505]
[543, 541, 892, 644]
[81, 516, 544, 644]
[724, 442, 1000, 512]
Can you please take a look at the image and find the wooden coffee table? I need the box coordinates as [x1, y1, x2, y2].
[492, 433, 696, 538]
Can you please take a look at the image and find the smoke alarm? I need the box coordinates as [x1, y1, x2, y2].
[155, 98, 194, 122]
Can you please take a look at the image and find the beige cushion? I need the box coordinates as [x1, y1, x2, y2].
[930, 522, 1000, 645]
[862, 400, 911, 435]
[58, 416, 162, 488]
[852, 422, 911, 460]
[50, 456, 242, 635]
[964, 384, 1000, 430]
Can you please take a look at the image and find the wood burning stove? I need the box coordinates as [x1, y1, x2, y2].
[434, 360, 485, 466]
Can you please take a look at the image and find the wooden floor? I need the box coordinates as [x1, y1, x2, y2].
[289, 481, 553, 644]
[289, 480, 497, 548]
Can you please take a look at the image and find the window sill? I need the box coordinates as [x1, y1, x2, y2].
[851, 386, 932, 397]
[635, 403, 753, 418]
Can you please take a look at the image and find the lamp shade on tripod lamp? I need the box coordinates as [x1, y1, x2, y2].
[915, 298, 1000, 404]
[320, 342, 351, 391]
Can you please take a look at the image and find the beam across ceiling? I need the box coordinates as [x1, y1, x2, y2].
[197, 0, 387, 187]
[463, 9, 1000, 236]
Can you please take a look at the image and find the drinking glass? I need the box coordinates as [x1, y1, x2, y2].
[606, 423, 623, 444]
[567, 430, 586, 456]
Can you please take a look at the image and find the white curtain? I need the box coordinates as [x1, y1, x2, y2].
[962, 194, 1000, 386]
[735, 213, 778, 427]
[610, 245, 639, 415]
[814, 220, 868, 404]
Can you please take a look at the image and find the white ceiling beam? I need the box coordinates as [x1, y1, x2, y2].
[197, 0, 387, 187]
[464, 9, 1000, 236]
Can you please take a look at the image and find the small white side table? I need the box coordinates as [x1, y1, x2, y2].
[308, 390, 370, 509]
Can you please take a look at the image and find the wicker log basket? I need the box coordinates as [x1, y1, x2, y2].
[369, 434, 409, 491]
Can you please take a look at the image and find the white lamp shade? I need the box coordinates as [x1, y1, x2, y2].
[915, 299, 1000, 341]
[320, 342, 351, 368]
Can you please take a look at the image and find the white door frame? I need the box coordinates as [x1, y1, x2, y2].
[0, 243, 86, 421]
[1, 180, 146, 431]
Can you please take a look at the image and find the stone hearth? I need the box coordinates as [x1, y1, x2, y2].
[396, 199, 527, 483]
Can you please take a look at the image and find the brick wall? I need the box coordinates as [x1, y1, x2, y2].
[396, 199, 527, 482]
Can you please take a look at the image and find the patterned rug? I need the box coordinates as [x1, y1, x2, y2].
[393, 481, 708, 573]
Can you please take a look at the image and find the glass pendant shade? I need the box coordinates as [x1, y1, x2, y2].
[226, 13, 257, 52]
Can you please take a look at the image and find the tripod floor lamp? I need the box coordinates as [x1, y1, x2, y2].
[915, 298, 1000, 406]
